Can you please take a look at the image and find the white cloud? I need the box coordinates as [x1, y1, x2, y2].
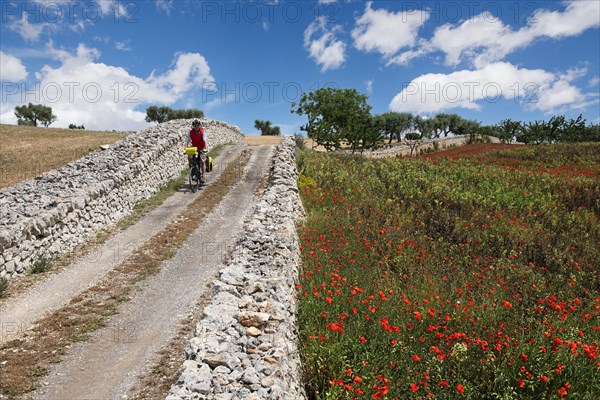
[1, 43, 215, 131]
[392, 1, 600, 68]
[526, 1, 600, 38]
[389, 62, 596, 114]
[148, 52, 214, 96]
[93, 36, 111, 44]
[365, 79, 373, 94]
[589, 76, 600, 88]
[0, 51, 28, 81]
[97, 0, 119, 17]
[352, 1, 429, 60]
[155, 0, 174, 15]
[115, 40, 132, 51]
[304, 16, 347, 72]
[8, 1, 131, 42]
[7, 13, 54, 42]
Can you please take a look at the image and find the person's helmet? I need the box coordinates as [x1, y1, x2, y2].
[192, 119, 201, 127]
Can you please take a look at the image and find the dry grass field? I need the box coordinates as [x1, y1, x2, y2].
[244, 135, 283, 145]
[0, 124, 126, 189]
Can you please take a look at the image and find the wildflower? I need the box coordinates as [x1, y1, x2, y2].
[557, 387, 567, 396]
[414, 311, 422, 321]
[411, 383, 419, 392]
[457, 383, 465, 394]
[411, 354, 421, 362]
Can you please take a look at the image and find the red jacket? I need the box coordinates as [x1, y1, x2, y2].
[188, 128, 206, 150]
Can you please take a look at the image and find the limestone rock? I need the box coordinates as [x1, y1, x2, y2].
[237, 312, 270, 328]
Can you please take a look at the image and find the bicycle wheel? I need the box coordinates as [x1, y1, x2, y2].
[189, 165, 200, 193]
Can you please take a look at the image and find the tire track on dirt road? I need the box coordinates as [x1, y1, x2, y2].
[29, 145, 274, 400]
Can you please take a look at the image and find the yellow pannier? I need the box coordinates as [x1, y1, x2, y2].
[185, 147, 198, 155]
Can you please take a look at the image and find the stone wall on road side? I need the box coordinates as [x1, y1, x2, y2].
[0, 119, 245, 278]
[167, 137, 307, 400]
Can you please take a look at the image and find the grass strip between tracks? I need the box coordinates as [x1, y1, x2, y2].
[0, 149, 252, 398]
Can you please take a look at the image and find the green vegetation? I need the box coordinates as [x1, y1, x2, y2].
[292, 88, 383, 153]
[30, 258, 52, 274]
[14, 103, 57, 127]
[254, 119, 281, 136]
[291, 87, 598, 153]
[296, 143, 599, 399]
[0, 277, 8, 298]
[144, 106, 204, 123]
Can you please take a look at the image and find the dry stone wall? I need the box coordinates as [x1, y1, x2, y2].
[355, 135, 500, 158]
[167, 137, 306, 400]
[0, 119, 244, 278]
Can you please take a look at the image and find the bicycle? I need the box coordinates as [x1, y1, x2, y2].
[185, 147, 207, 193]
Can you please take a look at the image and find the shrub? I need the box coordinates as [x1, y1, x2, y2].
[31, 258, 52, 274]
[0, 277, 8, 298]
[293, 133, 306, 151]
[404, 132, 421, 140]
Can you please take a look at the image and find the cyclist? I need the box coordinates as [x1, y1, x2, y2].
[186, 119, 207, 183]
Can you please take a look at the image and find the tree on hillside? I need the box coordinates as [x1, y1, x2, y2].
[405, 116, 436, 156]
[582, 123, 600, 142]
[558, 115, 588, 142]
[171, 108, 205, 120]
[497, 119, 522, 143]
[347, 113, 384, 154]
[14, 103, 57, 127]
[517, 120, 545, 144]
[292, 87, 380, 153]
[453, 119, 482, 143]
[510, 114, 597, 144]
[413, 116, 435, 139]
[254, 119, 281, 136]
[429, 113, 463, 138]
[145, 106, 172, 123]
[145, 106, 204, 123]
[375, 112, 413, 144]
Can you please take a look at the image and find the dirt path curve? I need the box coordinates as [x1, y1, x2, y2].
[0, 144, 244, 345]
[30, 145, 274, 400]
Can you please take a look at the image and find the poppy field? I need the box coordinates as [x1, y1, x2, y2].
[295, 143, 599, 399]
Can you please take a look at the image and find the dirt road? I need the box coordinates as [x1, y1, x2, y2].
[1, 144, 275, 399]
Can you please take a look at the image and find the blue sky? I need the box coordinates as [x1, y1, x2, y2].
[1, 0, 599, 134]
